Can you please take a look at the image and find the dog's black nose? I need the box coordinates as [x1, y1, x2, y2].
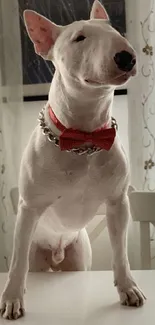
[114, 51, 136, 72]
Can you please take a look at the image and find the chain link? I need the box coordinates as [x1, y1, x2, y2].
[38, 107, 118, 156]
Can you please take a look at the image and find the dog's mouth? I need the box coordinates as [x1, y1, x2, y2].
[111, 68, 136, 85]
[85, 75, 129, 86]
[85, 79, 104, 86]
[112, 73, 130, 83]
[85, 67, 137, 86]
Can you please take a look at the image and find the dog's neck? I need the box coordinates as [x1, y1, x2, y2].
[46, 70, 114, 133]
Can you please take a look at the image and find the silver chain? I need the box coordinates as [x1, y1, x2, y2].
[38, 107, 118, 156]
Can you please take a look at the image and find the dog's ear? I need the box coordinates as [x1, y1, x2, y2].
[23, 10, 61, 59]
[90, 0, 109, 20]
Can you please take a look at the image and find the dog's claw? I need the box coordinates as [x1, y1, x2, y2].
[0, 299, 25, 320]
[118, 286, 146, 307]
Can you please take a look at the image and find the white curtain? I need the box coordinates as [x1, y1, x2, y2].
[125, 0, 155, 268]
[0, 0, 23, 271]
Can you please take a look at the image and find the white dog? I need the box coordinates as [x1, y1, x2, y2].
[0, 0, 145, 320]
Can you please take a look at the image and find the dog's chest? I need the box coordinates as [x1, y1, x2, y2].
[54, 157, 102, 198]
[43, 155, 105, 229]
[36, 138, 127, 231]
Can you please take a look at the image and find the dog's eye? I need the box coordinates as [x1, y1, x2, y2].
[74, 35, 86, 42]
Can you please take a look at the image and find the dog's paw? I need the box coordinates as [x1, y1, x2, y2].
[117, 283, 146, 307]
[0, 297, 25, 320]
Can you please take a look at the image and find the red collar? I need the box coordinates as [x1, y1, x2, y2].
[48, 105, 116, 151]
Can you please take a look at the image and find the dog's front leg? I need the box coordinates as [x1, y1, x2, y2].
[106, 194, 146, 307]
[0, 200, 39, 320]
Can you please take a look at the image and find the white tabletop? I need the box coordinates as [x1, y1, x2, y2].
[0, 271, 154, 324]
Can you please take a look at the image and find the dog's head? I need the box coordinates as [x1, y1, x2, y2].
[24, 0, 136, 88]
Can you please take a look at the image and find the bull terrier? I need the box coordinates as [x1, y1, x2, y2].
[0, 0, 145, 320]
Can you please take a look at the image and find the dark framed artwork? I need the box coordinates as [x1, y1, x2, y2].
[19, 0, 126, 96]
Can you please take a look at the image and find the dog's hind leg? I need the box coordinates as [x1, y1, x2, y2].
[29, 243, 53, 272]
[59, 229, 92, 271]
